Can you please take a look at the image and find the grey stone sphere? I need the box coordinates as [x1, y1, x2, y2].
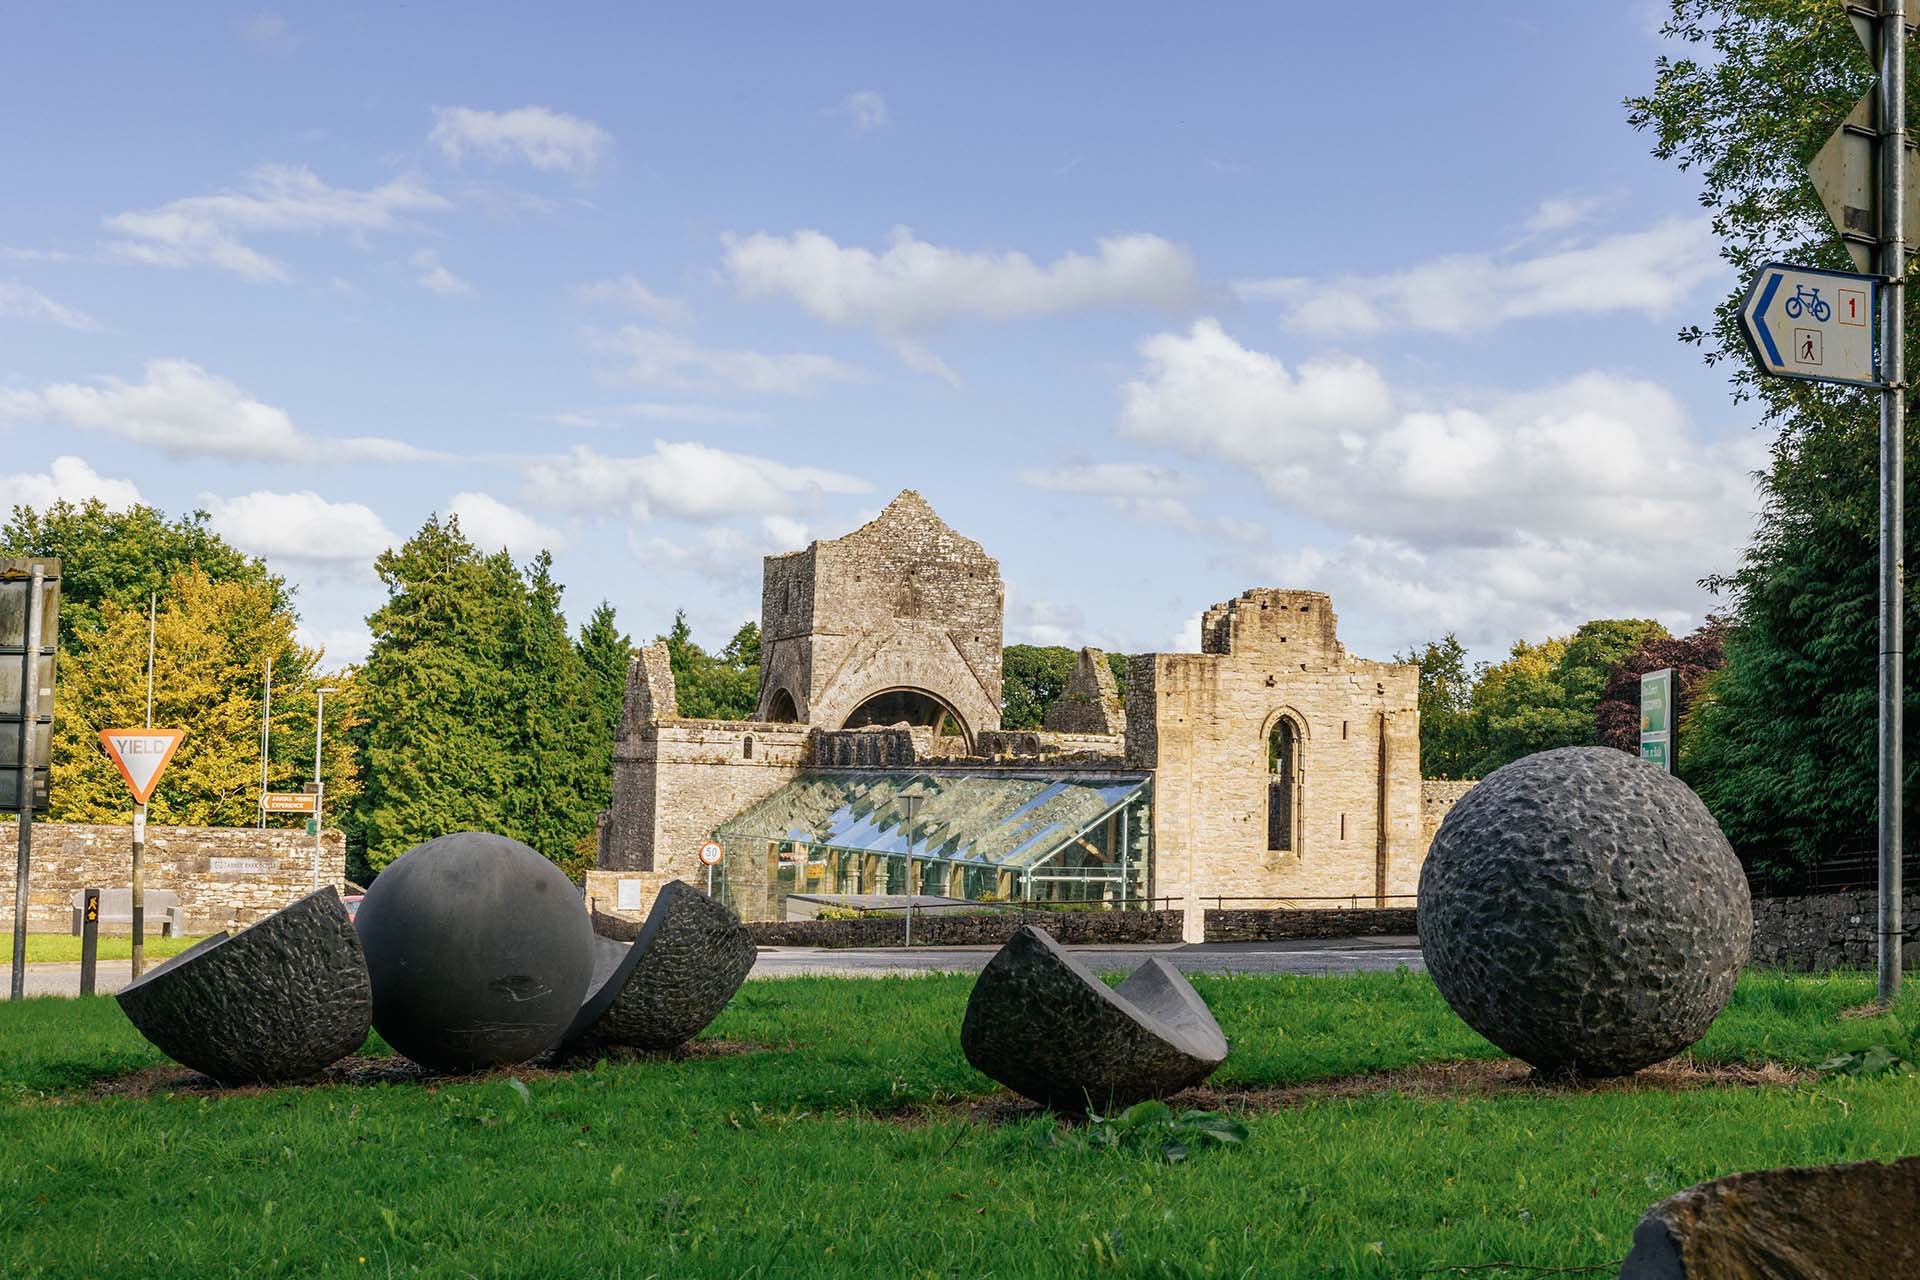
[1418, 746, 1751, 1077]
[357, 831, 592, 1072]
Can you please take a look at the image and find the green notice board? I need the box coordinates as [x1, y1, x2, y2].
[1639, 668, 1673, 772]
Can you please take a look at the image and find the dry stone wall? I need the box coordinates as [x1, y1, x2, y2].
[1750, 890, 1920, 971]
[0, 822, 346, 934]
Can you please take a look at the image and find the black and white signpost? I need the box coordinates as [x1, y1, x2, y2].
[1750, 0, 1908, 1002]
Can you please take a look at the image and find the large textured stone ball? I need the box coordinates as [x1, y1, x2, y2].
[356, 832, 592, 1072]
[1419, 747, 1751, 1077]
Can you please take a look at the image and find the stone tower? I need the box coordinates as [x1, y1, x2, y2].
[755, 490, 1004, 745]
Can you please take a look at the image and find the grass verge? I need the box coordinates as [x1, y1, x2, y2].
[3, 933, 211, 965]
[3, 969, 1917, 1278]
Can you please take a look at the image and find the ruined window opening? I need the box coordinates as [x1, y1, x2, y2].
[765, 688, 799, 723]
[743, 734, 754, 759]
[1340, 812, 1347, 840]
[1342, 720, 1349, 740]
[1267, 717, 1300, 853]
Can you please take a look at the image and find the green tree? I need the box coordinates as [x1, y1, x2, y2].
[352, 516, 520, 871]
[1397, 633, 1481, 779]
[577, 601, 632, 743]
[659, 611, 759, 719]
[1629, 1, 1920, 869]
[500, 553, 604, 873]
[2, 499, 285, 636]
[1469, 620, 1669, 775]
[1000, 645, 1076, 729]
[51, 568, 360, 826]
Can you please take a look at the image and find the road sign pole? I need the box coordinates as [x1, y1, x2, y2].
[79, 887, 99, 997]
[131, 802, 146, 980]
[8, 563, 44, 1002]
[1880, 0, 1908, 1005]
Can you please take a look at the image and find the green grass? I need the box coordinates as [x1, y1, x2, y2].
[4, 970, 1919, 1278]
[4, 932, 211, 964]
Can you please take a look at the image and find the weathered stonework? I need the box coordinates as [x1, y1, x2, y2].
[1044, 647, 1124, 735]
[1749, 889, 1920, 971]
[0, 822, 346, 934]
[756, 490, 1004, 744]
[1126, 591, 1424, 911]
[1420, 779, 1477, 848]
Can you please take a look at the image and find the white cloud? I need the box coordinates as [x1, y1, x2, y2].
[1016, 461, 1190, 496]
[722, 227, 1203, 336]
[447, 491, 563, 556]
[0, 456, 141, 511]
[629, 514, 824, 582]
[410, 249, 472, 295]
[1233, 216, 1720, 336]
[592, 327, 864, 396]
[429, 106, 611, 178]
[0, 281, 95, 330]
[1522, 193, 1607, 236]
[525, 440, 869, 522]
[1001, 591, 1126, 651]
[205, 490, 398, 569]
[575, 276, 687, 324]
[1117, 319, 1762, 647]
[106, 164, 446, 283]
[836, 89, 890, 132]
[0, 359, 435, 463]
[297, 622, 374, 668]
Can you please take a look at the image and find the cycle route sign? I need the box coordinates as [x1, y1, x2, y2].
[1738, 261, 1879, 387]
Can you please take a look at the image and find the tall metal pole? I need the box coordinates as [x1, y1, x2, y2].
[312, 687, 332, 893]
[258, 657, 271, 829]
[900, 792, 922, 949]
[1879, 0, 1908, 1004]
[130, 800, 146, 980]
[8, 565, 44, 1002]
[145, 592, 155, 729]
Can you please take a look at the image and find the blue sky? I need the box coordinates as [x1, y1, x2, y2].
[1, 3, 1757, 669]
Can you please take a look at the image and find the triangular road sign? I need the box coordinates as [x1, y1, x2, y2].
[98, 728, 186, 804]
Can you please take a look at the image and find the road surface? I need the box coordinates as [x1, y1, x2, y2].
[13, 935, 1423, 998]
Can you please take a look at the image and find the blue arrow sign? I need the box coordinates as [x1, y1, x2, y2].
[1739, 261, 1880, 387]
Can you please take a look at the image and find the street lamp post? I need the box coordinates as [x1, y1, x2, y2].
[312, 687, 335, 893]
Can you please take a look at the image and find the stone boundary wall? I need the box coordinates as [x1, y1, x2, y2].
[0, 822, 346, 934]
[1750, 890, 1920, 971]
[1204, 906, 1420, 942]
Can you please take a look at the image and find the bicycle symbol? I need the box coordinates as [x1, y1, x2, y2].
[1783, 283, 1833, 322]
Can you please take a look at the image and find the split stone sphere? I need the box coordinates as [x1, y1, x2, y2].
[1419, 746, 1751, 1078]
[357, 831, 592, 1073]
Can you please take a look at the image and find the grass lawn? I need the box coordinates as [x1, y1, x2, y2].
[4, 933, 211, 964]
[4, 969, 1919, 1278]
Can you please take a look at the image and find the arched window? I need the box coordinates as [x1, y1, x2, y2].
[743, 734, 755, 759]
[765, 688, 799, 723]
[1267, 717, 1300, 852]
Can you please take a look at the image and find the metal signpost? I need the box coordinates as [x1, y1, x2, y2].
[898, 791, 924, 949]
[78, 887, 99, 997]
[699, 840, 723, 897]
[1786, 0, 1907, 1002]
[5, 558, 58, 1002]
[1639, 668, 1674, 774]
[311, 686, 335, 893]
[98, 728, 186, 980]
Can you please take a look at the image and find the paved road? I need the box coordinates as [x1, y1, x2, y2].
[13, 936, 1423, 997]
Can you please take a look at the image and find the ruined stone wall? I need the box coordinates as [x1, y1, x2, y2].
[1044, 647, 1124, 735]
[1133, 590, 1423, 908]
[1750, 890, 1920, 971]
[0, 822, 347, 934]
[976, 729, 1125, 761]
[1421, 779, 1478, 848]
[755, 491, 1004, 740]
[598, 720, 809, 881]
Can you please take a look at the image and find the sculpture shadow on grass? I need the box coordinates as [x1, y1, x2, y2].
[116, 887, 370, 1086]
[556, 879, 756, 1058]
[960, 924, 1228, 1112]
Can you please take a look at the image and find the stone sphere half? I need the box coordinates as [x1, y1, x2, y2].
[357, 831, 592, 1072]
[1419, 746, 1751, 1077]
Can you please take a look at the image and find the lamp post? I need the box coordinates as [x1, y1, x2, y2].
[898, 790, 923, 948]
[311, 687, 335, 893]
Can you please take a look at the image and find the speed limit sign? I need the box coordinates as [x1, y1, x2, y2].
[698, 840, 723, 866]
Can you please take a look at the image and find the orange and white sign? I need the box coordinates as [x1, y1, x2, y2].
[98, 729, 186, 804]
[263, 792, 318, 814]
[698, 840, 724, 866]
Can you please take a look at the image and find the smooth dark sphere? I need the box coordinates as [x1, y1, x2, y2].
[357, 832, 591, 1072]
[1419, 747, 1751, 1078]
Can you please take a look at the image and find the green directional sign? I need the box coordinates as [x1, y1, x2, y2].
[1640, 668, 1674, 773]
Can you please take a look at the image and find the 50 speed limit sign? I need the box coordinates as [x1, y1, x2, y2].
[698, 840, 723, 866]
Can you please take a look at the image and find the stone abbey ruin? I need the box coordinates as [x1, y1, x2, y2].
[592, 490, 1466, 929]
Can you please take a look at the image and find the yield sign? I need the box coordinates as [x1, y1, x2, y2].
[98, 729, 186, 804]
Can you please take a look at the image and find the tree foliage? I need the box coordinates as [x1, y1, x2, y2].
[661, 612, 761, 720]
[350, 516, 624, 875]
[1467, 620, 1670, 776]
[1000, 645, 1131, 730]
[1593, 619, 1729, 759]
[1630, 0, 1920, 868]
[1396, 634, 1479, 779]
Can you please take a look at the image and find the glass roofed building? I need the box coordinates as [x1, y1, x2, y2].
[711, 770, 1151, 920]
[587, 490, 1442, 933]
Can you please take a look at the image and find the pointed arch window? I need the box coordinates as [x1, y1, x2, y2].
[1267, 716, 1302, 852]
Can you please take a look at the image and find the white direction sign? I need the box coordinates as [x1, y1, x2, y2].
[1738, 262, 1878, 387]
[98, 729, 185, 805]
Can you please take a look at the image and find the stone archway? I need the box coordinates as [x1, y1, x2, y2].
[764, 687, 799, 723]
[841, 686, 972, 750]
